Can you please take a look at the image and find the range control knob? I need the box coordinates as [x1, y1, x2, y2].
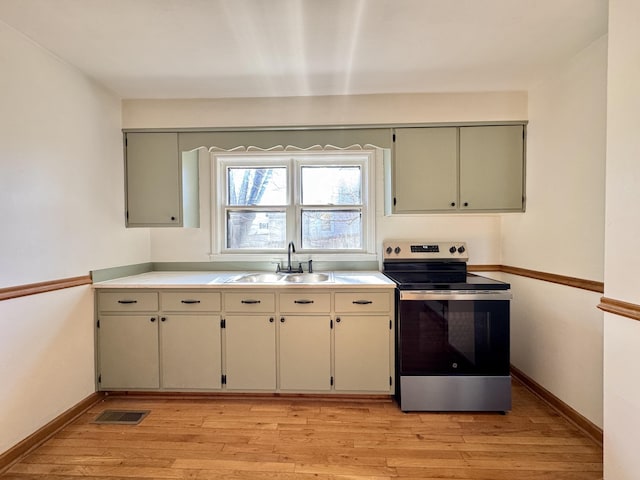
[386, 246, 393, 254]
[449, 246, 457, 254]
[394, 246, 401, 254]
[458, 246, 466, 254]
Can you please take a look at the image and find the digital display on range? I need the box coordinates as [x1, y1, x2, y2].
[411, 245, 439, 253]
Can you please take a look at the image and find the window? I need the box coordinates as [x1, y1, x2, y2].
[213, 149, 375, 258]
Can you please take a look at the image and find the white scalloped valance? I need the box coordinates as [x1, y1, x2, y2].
[208, 143, 382, 153]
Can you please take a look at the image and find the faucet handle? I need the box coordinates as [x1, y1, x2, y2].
[297, 262, 304, 273]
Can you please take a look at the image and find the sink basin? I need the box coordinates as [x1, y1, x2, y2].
[227, 272, 333, 284]
[283, 273, 333, 283]
[229, 273, 286, 283]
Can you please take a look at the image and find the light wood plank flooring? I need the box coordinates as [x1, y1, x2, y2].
[2, 381, 602, 479]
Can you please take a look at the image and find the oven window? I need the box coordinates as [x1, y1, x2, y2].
[398, 299, 509, 375]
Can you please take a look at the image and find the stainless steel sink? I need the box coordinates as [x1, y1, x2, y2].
[229, 273, 286, 283]
[283, 273, 332, 283]
[227, 272, 333, 284]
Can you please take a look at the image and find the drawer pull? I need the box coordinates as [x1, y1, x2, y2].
[241, 299, 261, 304]
[181, 299, 201, 304]
[352, 300, 373, 305]
[294, 299, 314, 304]
[117, 299, 138, 304]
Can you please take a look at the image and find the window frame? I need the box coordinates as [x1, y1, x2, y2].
[212, 149, 376, 261]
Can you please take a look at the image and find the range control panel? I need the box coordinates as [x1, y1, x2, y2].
[383, 241, 468, 261]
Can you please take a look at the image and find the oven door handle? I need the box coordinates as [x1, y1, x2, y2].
[400, 290, 512, 301]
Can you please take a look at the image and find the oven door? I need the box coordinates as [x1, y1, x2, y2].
[398, 290, 511, 376]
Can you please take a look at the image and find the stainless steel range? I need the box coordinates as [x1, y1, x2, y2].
[383, 241, 512, 412]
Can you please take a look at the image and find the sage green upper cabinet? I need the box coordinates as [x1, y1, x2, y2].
[393, 127, 458, 212]
[124, 132, 199, 227]
[392, 124, 525, 213]
[459, 125, 524, 211]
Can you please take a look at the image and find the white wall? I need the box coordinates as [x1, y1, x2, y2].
[122, 92, 527, 129]
[0, 23, 149, 288]
[125, 92, 524, 266]
[603, 0, 640, 478]
[500, 36, 608, 428]
[0, 287, 95, 453]
[0, 22, 149, 454]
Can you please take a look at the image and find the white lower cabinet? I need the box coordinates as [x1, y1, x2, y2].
[96, 286, 394, 394]
[97, 290, 222, 391]
[98, 315, 160, 389]
[160, 314, 221, 389]
[334, 315, 392, 392]
[279, 315, 331, 391]
[224, 315, 276, 390]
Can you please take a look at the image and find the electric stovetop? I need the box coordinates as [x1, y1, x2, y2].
[382, 240, 510, 291]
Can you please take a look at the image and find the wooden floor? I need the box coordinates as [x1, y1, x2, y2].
[2, 382, 602, 480]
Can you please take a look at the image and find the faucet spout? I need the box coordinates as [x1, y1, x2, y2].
[287, 241, 296, 272]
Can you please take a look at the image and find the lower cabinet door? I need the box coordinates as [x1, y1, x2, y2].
[160, 314, 221, 389]
[279, 316, 331, 391]
[98, 315, 159, 389]
[224, 315, 276, 390]
[334, 315, 391, 392]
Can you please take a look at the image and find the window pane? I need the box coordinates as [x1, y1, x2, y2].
[301, 210, 362, 250]
[227, 211, 286, 249]
[227, 167, 287, 206]
[301, 166, 361, 205]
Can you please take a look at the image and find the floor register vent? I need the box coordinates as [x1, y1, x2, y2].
[93, 410, 150, 425]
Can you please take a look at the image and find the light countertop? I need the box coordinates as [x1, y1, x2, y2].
[92, 271, 396, 289]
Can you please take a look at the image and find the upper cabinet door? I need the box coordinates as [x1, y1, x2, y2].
[393, 127, 458, 212]
[125, 132, 181, 227]
[459, 125, 524, 211]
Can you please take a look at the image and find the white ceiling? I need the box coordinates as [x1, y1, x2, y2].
[0, 0, 608, 99]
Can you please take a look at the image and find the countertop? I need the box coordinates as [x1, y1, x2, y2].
[92, 271, 396, 289]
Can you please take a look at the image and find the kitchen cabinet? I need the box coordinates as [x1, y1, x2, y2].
[160, 314, 221, 389]
[334, 315, 392, 392]
[97, 290, 222, 390]
[334, 291, 394, 393]
[223, 291, 276, 390]
[459, 125, 524, 211]
[224, 315, 276, 390]
[393, 127, 458, 212]
[96, 285, 394, 395]
[124, 132, 199, 227]
[98, 314, 160, 389]
[278, 292, 331, 391]
[392, 124, 525, 213]
[159, 291, 222, 389]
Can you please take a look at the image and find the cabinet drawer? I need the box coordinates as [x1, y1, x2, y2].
[161, 292, 221, 312]
[224, 292, 275, 312]
[98, 291, 158, 312]
[335, 292, 391, 313]
[279, 293, 331, 313]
